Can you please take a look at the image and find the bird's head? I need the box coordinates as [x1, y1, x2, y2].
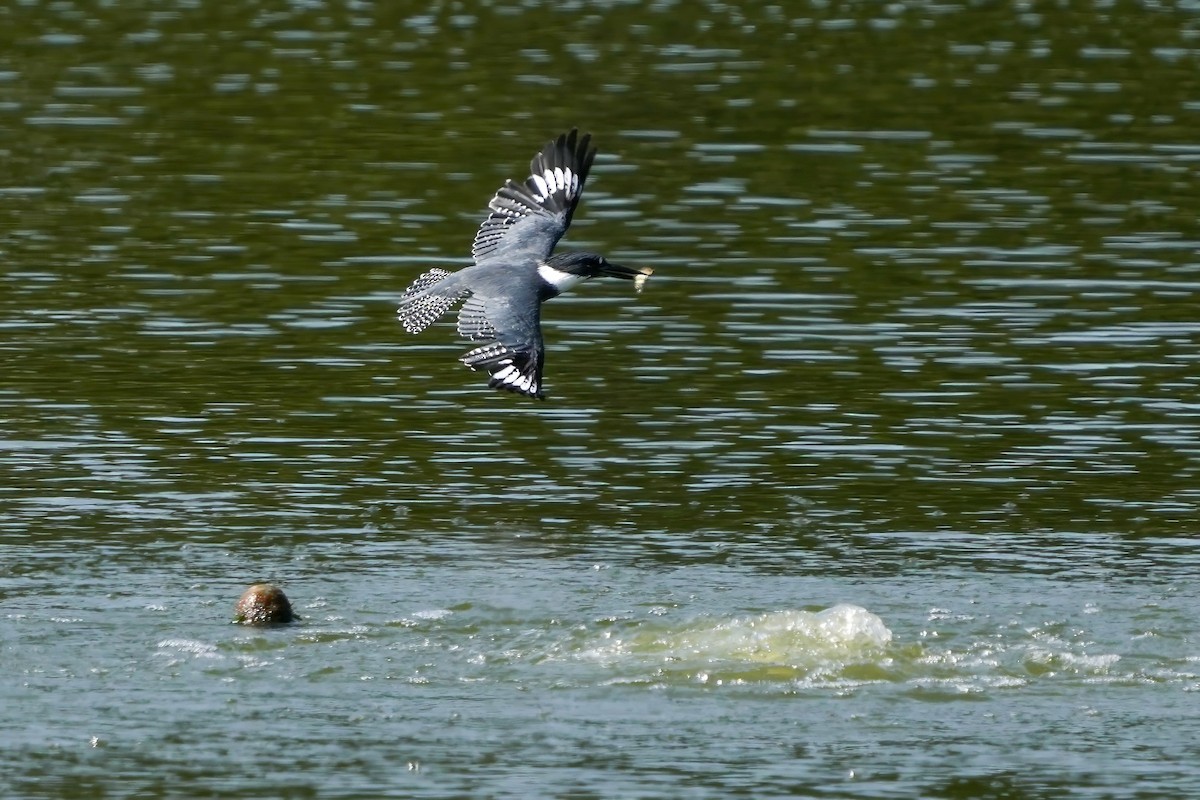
[544, 252, 653, 292]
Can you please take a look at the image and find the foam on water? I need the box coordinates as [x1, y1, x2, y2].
[155, 638, 222, 663]
[567, 604, 892, 685]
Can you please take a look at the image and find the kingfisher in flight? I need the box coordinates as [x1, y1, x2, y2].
[397, 129, 652, 399]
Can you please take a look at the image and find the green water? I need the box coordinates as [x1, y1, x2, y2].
[4, 2, 1200, 798]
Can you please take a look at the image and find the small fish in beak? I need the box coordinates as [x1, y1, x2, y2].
[599, 261, 654, 293]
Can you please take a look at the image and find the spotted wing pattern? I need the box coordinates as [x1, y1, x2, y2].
[456, 296, 497, 341]
[460, 341, 543, 398]
[398, 130, 600, 398]
[470, 129, 596, 264]
[457, 291, 545, 399]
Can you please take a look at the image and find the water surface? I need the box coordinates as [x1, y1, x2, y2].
[3, 2, 1200, 797]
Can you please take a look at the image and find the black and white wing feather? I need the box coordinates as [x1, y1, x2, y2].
[457, 287, 546, 399]
[471, 128, 596, 264]
[398, 130, 601, 398]
[398, 274, 546, 398]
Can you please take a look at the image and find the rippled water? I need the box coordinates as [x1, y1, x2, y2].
[4, 1, 1200, 797]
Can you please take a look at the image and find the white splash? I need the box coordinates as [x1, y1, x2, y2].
[567, 605, 892, 684]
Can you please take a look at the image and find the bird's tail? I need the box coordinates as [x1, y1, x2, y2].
[397, 268, 468, 334]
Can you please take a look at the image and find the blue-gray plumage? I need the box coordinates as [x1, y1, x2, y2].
[397, 129, 652, 399]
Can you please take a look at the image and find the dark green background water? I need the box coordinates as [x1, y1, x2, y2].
[3, 2, 1200, 798]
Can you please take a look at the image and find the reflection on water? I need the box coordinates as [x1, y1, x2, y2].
[4, 1, 1200, 797]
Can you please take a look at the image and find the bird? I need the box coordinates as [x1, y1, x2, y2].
[396, 129, 652, 399]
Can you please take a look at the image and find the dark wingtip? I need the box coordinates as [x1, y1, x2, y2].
[574, 129, 596, 179]
[540, 128, 596, 183]
[487, 377, 545, 400]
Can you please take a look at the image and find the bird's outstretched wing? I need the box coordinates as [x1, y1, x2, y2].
[471, 129, 596, 264]
[457, 288, 546, 399]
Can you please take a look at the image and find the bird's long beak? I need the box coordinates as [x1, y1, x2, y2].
[601, 262, 654, 293]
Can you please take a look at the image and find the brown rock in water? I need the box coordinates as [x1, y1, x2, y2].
[234, 583, 296, 625]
